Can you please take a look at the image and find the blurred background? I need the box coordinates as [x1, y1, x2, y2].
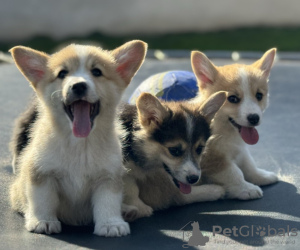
[1, 0, 300, 55]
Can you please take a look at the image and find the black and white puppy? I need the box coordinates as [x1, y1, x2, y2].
[120, 91, 226, 221]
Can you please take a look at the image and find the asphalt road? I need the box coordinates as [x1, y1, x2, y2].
[1, 57, 300, 250]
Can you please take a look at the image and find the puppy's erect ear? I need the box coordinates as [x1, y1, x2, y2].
[252, 48, 276, 78]
[9, 46, 49, 89]
[137, 93, 168, 129]
[191, 51, 218, 89]
[200, 91, 227, 123]
[112, 40, 147, 84]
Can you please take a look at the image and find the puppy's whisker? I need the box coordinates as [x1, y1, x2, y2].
[50, 90, 63, 106]
[51, 90, 62, 101]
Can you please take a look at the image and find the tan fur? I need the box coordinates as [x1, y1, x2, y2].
[191, 49, 278, 200]
[193, 62, 268, 107]
[137, 93, 169, 129]
[9, 41, 147, 236]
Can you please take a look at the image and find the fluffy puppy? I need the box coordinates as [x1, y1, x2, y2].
[9, 41, 147, 236]
[191, 49, 278, 200]
[120, 92, 227, 221]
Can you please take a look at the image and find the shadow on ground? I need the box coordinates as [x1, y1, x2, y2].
[30, 181, 299, 250]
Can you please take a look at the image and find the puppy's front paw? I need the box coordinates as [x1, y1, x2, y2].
[249, 169, 279, 186]
[94, 219, 130, 237]
[227, 182, 263, 200]
[26, 218, 61, 234]
[207, 185, 226, 201]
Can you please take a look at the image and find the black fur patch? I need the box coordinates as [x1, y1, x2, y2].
[10, 97, 38, 157]
[191, 114, 211, 144]
[151, 105, 210, 145]
[118, 103, 148, 167]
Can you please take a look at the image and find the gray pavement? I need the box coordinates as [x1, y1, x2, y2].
[1, 57, 300, 250]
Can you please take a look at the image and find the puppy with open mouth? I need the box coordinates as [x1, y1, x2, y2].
[120, 91, 226, 221]
[191, 48, 278, 200]
[9, 41, 147, 236]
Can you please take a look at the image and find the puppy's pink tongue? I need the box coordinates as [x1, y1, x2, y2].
[72, 101, 91, 138]
[179, 182, 191, 194]
[240, 127, 259, 145]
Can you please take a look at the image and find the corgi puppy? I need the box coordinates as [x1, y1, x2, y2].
[9, 41, 147, 236]
[120, 91, 226, 221]
[191, 49, 278, 200]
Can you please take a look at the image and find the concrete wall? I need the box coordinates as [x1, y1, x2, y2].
[1, 0, 300, 42]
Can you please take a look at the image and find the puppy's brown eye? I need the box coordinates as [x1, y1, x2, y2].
[168, 147, 183, 157]
[91, 68, 102, 77]
[57, 70, 68, 79]
[256, 92, 263, 101]
[196, 145, 203, 155]
[228, 95, 240, 104]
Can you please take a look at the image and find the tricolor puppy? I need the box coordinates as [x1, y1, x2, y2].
[120, 91, 226, 221]
[191, 49, 278, 200]
[9, 41, 147, 236]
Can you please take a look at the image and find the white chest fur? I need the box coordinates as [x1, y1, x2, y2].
[30, 126, 123, 203]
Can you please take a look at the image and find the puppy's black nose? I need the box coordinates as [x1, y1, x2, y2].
[247, 114, 260, 126]
[186, 175, 200, 184]
[72, 82, 87, 96]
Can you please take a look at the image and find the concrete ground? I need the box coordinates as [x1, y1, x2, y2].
[0, 56, 299, 250]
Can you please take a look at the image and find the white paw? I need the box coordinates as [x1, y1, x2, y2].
[122, 204, 139, 222]
[94, 219, 130, 237]
[188, 184, 225, 202]
[207, 185, 226, 201]
[25, 218, 61, 234]
[227, 182, 263, 200]
[248, 169, 279, 186]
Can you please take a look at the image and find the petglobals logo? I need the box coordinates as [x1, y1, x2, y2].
[212, 225, 298, 237]
[179, 221, 298, 248]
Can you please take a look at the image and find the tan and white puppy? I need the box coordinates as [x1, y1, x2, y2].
[9, 41, 147, 236]
[119, 91, 226, 221]
[191, 49, 278, 200]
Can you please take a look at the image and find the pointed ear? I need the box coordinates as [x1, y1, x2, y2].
[112, 40, 147, 84]
[136, 93, 168, 129]
[9, 46, 49, 89]
[252, 48, 276, 78]
[200, 91, 227, 122]
[191, 51, 218, 89]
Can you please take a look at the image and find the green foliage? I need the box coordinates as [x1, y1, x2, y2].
[2, 27, 300, 53]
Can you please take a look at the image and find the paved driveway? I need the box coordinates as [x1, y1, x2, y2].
[0, 57, 299, 250]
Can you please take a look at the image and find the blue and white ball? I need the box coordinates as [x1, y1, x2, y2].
[128, 71, 198, 104]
